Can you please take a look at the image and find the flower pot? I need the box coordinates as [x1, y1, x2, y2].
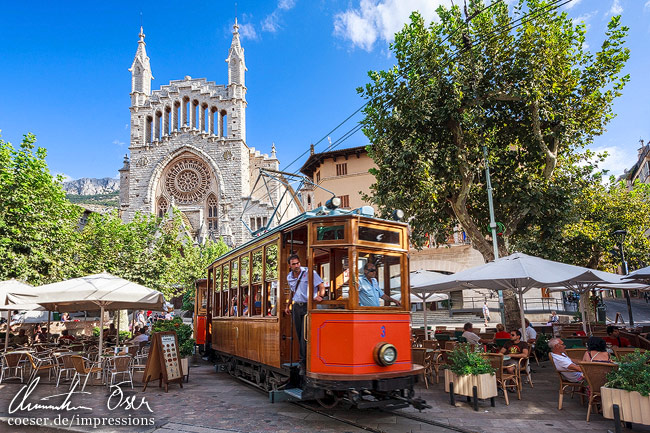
[444, 369, 497, 399]
[601, 387, 650, 425]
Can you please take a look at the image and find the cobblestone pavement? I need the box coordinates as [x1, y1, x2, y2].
[1, 358, 649, 433]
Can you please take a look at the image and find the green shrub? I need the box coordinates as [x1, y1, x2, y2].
[151, 317, 194, 358]
[605, 350, 650, 396]
[535, 333, 551, 359]
[448, 344, 495, 376]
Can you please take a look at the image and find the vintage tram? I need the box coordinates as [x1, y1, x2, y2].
[194, 204, 427, 409]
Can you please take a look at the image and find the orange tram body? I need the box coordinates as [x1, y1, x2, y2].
[194, 206, 427, 409]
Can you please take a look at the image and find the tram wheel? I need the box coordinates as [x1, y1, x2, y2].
[316, 392, 341, 409]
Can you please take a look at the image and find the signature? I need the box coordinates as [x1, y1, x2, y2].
[8, 377, 92, 414]
[107, 382, 153, 413]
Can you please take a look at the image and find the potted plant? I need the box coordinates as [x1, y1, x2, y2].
[152, 317, 195, 378]
[444, 344, 497, 400]
[602, 350, 650, 425]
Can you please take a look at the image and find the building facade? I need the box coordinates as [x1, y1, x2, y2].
[119, 23, 281, 246]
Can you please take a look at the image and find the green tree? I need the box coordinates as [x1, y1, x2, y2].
[359, 0, 629, 328]
[0, 133, 81, 284]
[515, 178, 650, 272]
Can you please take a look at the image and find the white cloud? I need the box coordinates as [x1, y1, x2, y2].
[112, 139, 125, 147]
[572, 11, 595, 29]
[262, 11, 280, 33]
[238, 22, 258, 40]
[645, 0, 650, 11]
[563, 0, 582, 9]
[54, 172, 73, 182]
[607, 0, 623, 16]
[278, 0, 296, 10]
[333, 0, 451, 51]
[589, 145, 636, 179]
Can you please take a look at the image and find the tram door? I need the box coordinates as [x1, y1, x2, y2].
[281, 228, 307, 365]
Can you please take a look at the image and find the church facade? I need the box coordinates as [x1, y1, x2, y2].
[119, 22, 280, 246]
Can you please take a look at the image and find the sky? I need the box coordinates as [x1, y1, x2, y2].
[0, 0, 649, 181]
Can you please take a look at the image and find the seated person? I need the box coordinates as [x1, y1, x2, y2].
[547, 311, 559, 325]
[130, 329, 149, 344]
[494, 323, 510, 339]
[518, 318, 537, 343]
[582, 336, 612, 363]
[605, 325, 630, 347]
[103, 323, 118, 340]
[549, 338, 583, 382]
[58, 329, 76, 343]
[33, 325, 46, 343]
[358, 263, 401, 307]
[461, 322, 488, 345]
[60, 312, 70, 322]
[12, 329, 29, 346]
[500, 329, 529, 374]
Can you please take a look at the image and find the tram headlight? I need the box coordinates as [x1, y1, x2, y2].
[373, 343, 397, 366]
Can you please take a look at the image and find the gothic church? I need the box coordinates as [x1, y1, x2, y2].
[119, 21, 280, 246]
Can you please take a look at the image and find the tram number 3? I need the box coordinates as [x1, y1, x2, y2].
[380, 326, 386, 338]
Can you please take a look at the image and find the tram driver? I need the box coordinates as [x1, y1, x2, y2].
[285, 254, 325, 376]
[359, 263, 401, 307]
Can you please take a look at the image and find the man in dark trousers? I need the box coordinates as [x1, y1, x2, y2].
[284, 254, 325, 375]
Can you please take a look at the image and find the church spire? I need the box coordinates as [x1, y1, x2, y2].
[129, 26, 153, 106]
[226, 18, 246, 87]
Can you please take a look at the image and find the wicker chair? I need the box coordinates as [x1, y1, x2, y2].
[422, 340, 439, 350]
[549, 353, 586, 410]
[26, 352, 56, 383]
[0, 352, 26, 383]
[54, 353, 77, 387]
[578, 361, 618, 422]
[431, 349, 451, 384]
[483, 353, 520, 405]
[69, 355, 103, 391]
[517, 355, 533, 389]
[613, 347, 646, 358]
[105, 355, 133, 389]
[411, 348, 433, 389]
[565, 348, 587, 362]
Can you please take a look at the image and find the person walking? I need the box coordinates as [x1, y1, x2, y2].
[482, 301, 490, 327]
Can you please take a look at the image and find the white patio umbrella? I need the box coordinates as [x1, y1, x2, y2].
[6, 272, 165, 356]
[391, 270, 448, 339]
[0, 279, 43, 351]
[411, 253, 643, 341]
[623, 265, 650, 285]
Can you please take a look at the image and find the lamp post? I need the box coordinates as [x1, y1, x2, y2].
[613, 229, 634, 327]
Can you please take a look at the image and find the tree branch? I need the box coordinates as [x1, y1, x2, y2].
[530, 100, 558, 178]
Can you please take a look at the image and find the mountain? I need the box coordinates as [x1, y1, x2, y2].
[63, 178, 119, 195]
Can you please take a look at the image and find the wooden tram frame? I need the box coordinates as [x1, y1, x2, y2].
[195, 207, 427, 409]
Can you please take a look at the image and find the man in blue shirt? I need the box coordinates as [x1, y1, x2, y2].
[284, 254, 325, 375]
[358, 263, 401, 307]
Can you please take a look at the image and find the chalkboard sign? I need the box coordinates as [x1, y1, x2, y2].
[142, 331, 184, 392]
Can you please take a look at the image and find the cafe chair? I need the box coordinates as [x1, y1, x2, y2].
[579, 361, 618, 422]
[55, 353, 77, 387]
[483, 353, 520, 405]
[565, 348, 587, 362]
[26, 352, 56, 383]
[517, 355, 534, 389]
[613, 347, 646, 358]
[549, 353, 586, 410]
[0, 352, 26, 383]
[411, 348, 433, 389]
[69, 355, 103, 392]
[106, 355, 133, 389]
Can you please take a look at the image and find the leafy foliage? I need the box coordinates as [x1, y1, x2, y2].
[0, 133, 82, 284]
[534, 333, 551, 359]
[448, 344, 495, 376]
[605, 350, 650, 396]
[152, 317, 194, 358]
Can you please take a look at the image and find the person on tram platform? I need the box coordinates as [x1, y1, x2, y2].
[284, 254, 325, 375]
[358, 263, 401, 307]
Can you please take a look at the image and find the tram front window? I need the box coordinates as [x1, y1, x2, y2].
[357, 252, 402, 308]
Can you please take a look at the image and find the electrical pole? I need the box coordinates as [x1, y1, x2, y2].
[484, 145, 505, 324]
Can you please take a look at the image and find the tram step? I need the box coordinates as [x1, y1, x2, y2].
[268, 388, 303, 403]
[281, 362, 300, 369]
[284, 388, 304, 400]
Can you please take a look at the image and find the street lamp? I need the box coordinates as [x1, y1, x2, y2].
[613, 229, 634, 327]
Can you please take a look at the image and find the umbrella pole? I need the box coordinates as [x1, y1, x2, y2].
[98, 306, 104, 359]
[116, 310, 120, 347]
[423, 302, 428, 340]
[519, 291, 527, 342]
[4, 310, 10, 351]
[47, 311, 51, 341]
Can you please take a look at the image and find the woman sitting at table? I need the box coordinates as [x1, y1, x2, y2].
[494, 323, 510, 339]
[582, 336, 612, 363]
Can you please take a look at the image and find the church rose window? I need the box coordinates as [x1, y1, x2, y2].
[164, 157, 211, 204]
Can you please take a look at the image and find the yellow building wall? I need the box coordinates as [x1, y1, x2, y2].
[312, 154, 376, 210]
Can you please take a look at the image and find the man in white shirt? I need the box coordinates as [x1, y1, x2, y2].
[519, 318, 537, 342]
[131, 330, 149, 344]
[549, 338, 583, 382]
[461, 322, 487, 345]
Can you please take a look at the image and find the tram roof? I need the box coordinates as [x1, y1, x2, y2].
[208, 206, 404, 268]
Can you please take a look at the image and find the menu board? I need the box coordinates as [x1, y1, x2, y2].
[142, 331, 184, 392]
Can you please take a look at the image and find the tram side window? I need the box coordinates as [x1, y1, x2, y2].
[265, 244, 278, 316]
[241, 255, 250, 316]
[230, 260, 239, 316]
[222, 263, 230, 316]
[357, 252, 402, 308]
[252, 249, 263, 316]
[214, 266, 222, 317]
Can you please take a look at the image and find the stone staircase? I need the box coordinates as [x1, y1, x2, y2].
[410, 310, 483, 328]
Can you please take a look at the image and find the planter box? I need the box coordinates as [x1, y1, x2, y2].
[602, 387, 650, 425]
[444, 370, 497, 399]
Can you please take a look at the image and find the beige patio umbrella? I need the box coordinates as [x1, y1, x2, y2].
[0, 279, 43, 351]
[6, 272, 165, 356]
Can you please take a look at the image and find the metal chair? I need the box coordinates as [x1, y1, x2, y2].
[26, 352, 56, 383]
[55, 353, 77, 387]
[0, 352, 26, 383]
[69, 355, 103, 391]
[579, 361, 618, 422]
[105, 355, 133, 389]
